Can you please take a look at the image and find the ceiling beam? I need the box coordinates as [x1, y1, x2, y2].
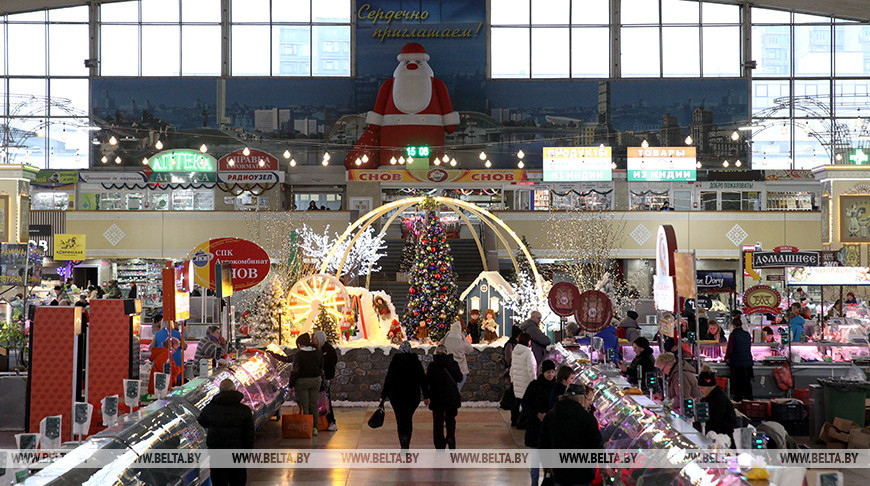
[1, 0, 868, 22]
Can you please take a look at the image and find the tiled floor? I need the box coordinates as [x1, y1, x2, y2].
[248, 406, 530, 485]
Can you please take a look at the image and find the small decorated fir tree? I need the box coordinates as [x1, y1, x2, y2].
[401, 200, 459, 342]
[249, 277, 288, 343]
[312, 306, 340, 344]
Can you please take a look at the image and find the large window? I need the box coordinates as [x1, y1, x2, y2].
[100, 0, 222, 76]
[491, 0, 610, 78]
[491, 0, 741, 79]
[230, 0, 351, 76]
[750, 9, 870, 169]
[621, 0, 740, 78]
[0, 7, 90, 169]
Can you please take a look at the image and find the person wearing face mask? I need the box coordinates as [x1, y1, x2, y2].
[522, 359, 557, 486]
[539, 383, 602, 486]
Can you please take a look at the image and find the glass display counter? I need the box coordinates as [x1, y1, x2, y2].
[553, 344, 753, 486]
[26, 352, 291, 485]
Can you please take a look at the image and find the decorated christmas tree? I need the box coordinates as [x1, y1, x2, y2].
[401, 201, 459, 342]
[249, 277, 289, 343]
[312, 306, 340, 344]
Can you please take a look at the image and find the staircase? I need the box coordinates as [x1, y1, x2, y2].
[369, 239, 487, 314]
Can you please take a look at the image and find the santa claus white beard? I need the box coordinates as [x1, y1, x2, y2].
[392, 73, 432, 114]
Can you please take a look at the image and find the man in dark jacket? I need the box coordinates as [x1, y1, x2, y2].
[724, 311, 754, 401]
[523, 359, 556, 486]
[539, 383, 602, 486]
[197, 379, 255, 486]
[520, 311, 551, 367]
[382, 341, 429, 449]
[426, 343, 463, 449]
[695, 370, 737, 442]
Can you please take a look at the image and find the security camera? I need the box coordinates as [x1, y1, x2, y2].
[84, 59, 98, 68]
[754, 242, 763, 251]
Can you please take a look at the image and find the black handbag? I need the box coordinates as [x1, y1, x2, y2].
[499, 386, 515, 410]
[367, 400, 386, 429]
[540, 471, 555, 486]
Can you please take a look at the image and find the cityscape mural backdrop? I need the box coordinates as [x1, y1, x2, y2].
[91, 0, 748, 169]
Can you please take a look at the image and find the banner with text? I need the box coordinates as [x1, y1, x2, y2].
[627, 147, 697, 182]
[347, 169, 527, 184]
[543, 147, 612, 182]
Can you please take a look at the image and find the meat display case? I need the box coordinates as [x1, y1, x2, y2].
[24, 352, 290, 485]
[553, 344, 752, 486]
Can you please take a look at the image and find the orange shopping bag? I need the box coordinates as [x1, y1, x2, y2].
[281, 414, 314, 439]
[317, 414, 330, 431]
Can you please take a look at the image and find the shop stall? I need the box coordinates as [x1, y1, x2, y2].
[699, 268, 870, 398]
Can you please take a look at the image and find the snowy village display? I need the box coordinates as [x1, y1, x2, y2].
[345, 42, 459, 168]
[459, 271, 516, 339]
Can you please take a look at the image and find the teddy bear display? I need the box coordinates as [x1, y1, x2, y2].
[386, 319, 406, 345]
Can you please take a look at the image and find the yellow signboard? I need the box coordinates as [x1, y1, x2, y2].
[54, 234, 86, 260]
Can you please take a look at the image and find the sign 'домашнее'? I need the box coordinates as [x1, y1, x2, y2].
[752, 250, 820, 268]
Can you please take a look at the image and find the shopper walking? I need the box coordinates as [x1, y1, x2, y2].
[290, 333, 323, 436]
[197, 379, 255, 486]
[442, 322, 474, 391]
[539, 383, 602, 486]
[381, 341, 429, 449]
[523, 359, 556, 486]
[725, 312, 754, 401]
[313, 330, 339, 431]
[426, 343, 463, 449]
[519, 311, 551, 367]
[503, 325, 522, 425]
[510, 333, 537, 427]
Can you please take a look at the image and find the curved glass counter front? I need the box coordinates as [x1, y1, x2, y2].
[554, 344, 752, 486]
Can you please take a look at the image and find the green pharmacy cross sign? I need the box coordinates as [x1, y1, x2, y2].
[850, 149, 869, 165]
[149, 149, 217, 172]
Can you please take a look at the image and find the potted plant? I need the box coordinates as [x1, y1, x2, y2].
[0, 319, 27, 371]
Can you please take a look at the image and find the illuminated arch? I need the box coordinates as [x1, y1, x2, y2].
[319, 196, 543, 295]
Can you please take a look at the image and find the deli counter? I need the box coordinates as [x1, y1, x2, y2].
[552, 344, 755, 486]
[24, 352, 291, 485]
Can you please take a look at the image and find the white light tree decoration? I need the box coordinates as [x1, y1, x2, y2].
[298, 223, 387, 285]
[248, 276, 291, 344]
[546, 208, 639, 314]
[506, 270, 553, 325]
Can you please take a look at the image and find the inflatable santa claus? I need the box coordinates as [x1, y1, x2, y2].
[345, 43, 459, 168]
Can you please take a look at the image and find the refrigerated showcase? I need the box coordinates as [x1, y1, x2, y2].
[25, 352, 290, 485]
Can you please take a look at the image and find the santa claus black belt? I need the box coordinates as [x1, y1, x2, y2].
[382, 114, 446, 126]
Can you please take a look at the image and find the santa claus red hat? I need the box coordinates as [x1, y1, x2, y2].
[397, 43, 430, 62]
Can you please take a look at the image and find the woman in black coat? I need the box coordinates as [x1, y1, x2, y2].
[523, 359, 556, 486]
[381, 341, 429, 449]
[619, 336, 656, 389]
[426, 343, 463, 449]
[313, 331, 339, 431]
